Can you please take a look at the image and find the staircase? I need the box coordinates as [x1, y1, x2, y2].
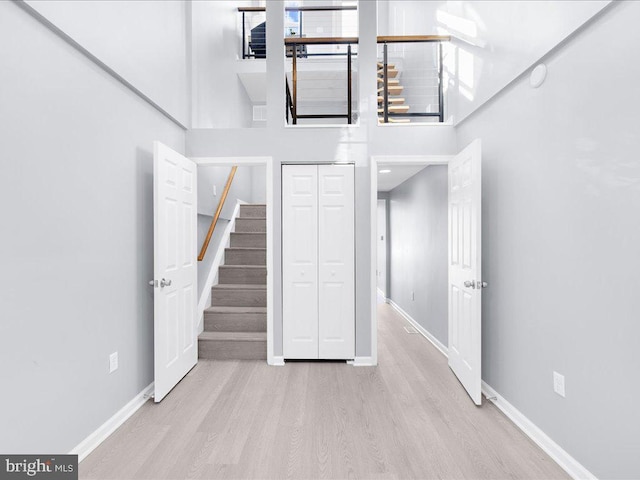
[199, 204, 267, 360]
[377, 62, 411, 124]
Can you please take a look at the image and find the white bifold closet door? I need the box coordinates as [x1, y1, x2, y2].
[283, 164, 355, 360]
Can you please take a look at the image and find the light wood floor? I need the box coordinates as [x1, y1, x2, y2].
[80, 303, 568, 480]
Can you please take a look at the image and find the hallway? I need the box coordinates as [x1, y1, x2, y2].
[80, 304, 567, 479]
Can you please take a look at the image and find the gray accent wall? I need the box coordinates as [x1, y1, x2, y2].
[456, 2, 640, 477]
[0, 1, 185, 453]
[386, 166, 448, 346]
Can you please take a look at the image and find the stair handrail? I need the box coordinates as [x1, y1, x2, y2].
[198, 166, 238, 262]
[377, 35, 451, 43]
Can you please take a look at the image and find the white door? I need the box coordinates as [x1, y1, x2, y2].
[318, 165, 354, 359]
[448, 139, 483, 405]
[153, 142, 197, 402]
[282, 165, 319, 359]
[376, 199, 387, 297]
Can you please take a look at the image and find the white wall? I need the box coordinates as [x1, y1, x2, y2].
[377, 0, 441, 35]
[456, 2, 640, 477]
[0, 1, 185, 453]
[197, 166, 253, 217]
[377, 1, 611, 123]
[191, 0, 255, 128]
[25, 0, 189, 126]
[251, 165, 267, 203]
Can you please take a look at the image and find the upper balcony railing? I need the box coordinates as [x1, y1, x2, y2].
[377, 36, 450, 124]
[238, 5, 358, 59]
[237, 7, 450, 125]
[285, 36, 358, 125]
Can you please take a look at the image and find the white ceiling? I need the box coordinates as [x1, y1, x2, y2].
[377, 165, 428, 192]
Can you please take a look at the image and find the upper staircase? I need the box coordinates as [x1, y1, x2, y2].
[378, 62, 411, 124]
[199, 204, 267, 360]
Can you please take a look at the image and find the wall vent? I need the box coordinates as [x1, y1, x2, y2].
[253, 105, 267, 122]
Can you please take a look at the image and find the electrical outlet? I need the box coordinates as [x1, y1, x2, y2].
[411, 291, 415, 301]
[553, 371, 565, 397]
[109, 352, 118, 373]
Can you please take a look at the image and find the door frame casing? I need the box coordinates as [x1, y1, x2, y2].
[192, 156, 276, 365]
[369, 155, 453, 366]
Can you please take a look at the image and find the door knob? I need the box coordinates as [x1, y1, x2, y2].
[160, 278, 172, 288]
[464, 280, 475, 289]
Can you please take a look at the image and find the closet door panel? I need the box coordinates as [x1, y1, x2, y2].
[318, 165, 355, 359]
[282, 165, 319, 359]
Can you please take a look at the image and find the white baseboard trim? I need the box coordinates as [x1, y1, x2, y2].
[269, 356, 285, 366]
[387, 299, 448, 357]
[70, 382, 154, 462]
[385, 300, 594, 479]
[481, 382, 596, 480]
[350, 356, 376, 366]
[376, 288, 387, 302]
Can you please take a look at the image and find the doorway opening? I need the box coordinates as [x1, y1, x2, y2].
[370, 141, 483, 405]
[374, 157, 450, 356]
[193, 156, 275, 365]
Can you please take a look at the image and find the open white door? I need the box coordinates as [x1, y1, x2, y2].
[448, 139, 483, 405]
[153, 142, 197, 402]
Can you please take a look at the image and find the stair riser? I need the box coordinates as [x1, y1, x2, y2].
[225, 249, 266, 266]
[204, 313, 266, 332]
[240, 205, 266, 218]
[230, 233, 266, 248]
[219, 267, 267, 285]
[235, 218, 266, 233]
[199, 338, 266, 360]
[211, 288, 266, 307]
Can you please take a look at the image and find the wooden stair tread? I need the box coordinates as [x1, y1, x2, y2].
[378, 86, 403, 94]
[378, 106, 410, 113]
[377, 78, 400, 85]
[377, 96, 405, 104]
[377, 69, 398, 78]
[212, 283, 266, 290]
[205, 306, 266, 314]
[199, 331, 267, 342]
[225, 247, 266, 251]
[377, 62, 395, 69]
